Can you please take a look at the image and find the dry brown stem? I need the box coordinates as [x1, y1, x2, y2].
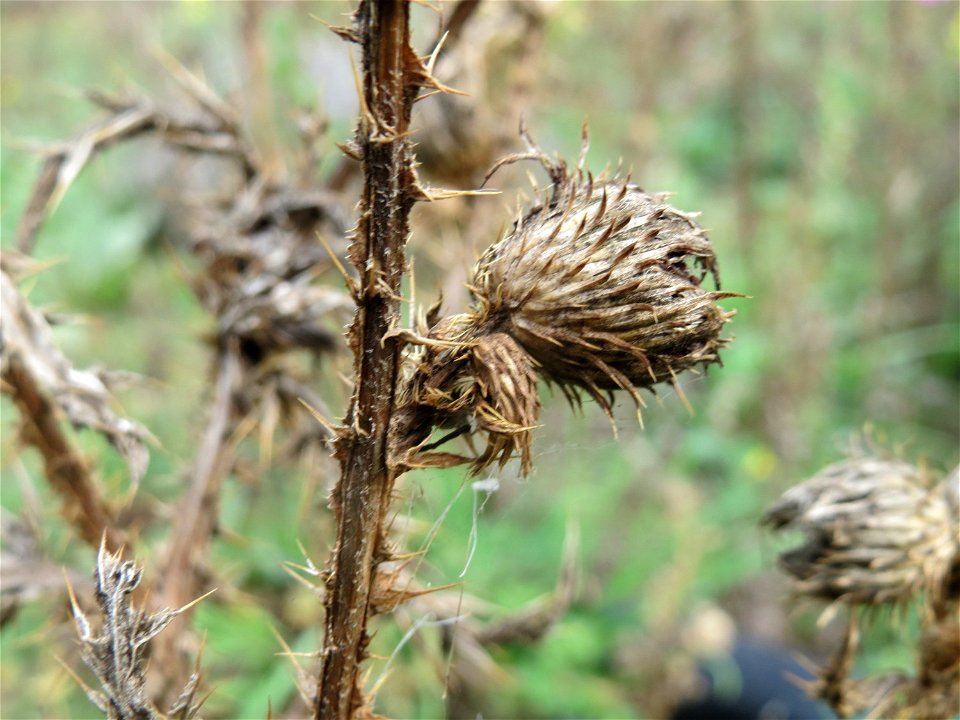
[816, 611, 860, 719]
[2, 359, 123, 551]
[315, 3, 427, 717]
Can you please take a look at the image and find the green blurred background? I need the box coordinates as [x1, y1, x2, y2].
[1, 2, 957, 718]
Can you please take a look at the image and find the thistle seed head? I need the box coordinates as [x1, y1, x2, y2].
[470, 173, 735, 418]
[762, 458, 956, 607]
[401, 132, 738, 476]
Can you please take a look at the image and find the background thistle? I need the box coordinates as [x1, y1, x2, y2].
[763, 455, 960, 719]
[762, 457, 955, 606]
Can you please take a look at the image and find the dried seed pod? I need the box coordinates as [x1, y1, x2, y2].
[470, 173, 735, 420]
[762, 458, 956, 606]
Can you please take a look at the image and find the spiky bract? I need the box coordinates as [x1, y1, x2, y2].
[470, 332, 540, 474]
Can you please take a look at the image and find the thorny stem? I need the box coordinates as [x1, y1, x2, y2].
[316, 2, 419, 718]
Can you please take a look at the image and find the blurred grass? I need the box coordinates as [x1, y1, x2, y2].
[2, 1, 958, 719]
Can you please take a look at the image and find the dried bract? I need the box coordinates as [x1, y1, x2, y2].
[762, 457, 955, 606]
[470, 332, 540, 475]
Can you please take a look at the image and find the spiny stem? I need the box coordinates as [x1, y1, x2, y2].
[315, 2, 418, 718]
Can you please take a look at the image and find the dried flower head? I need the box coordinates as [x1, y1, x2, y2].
[402, 129, 737, 475]
[470, 174, 735, 421]
[762, 457, 955, 606]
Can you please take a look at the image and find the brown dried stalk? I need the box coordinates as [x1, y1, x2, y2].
[2, 359, 123, 550]
[314, 3, 429, 718]
[151, 346, 240, 698]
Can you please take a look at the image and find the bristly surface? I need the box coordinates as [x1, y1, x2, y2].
[470, 332, 540, 475]
[68, 542, 205, 720]
[762, 457, 956, 607]
[471, 172, 736, 421]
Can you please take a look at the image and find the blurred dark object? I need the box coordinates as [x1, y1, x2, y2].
[670, 636, 832, 720]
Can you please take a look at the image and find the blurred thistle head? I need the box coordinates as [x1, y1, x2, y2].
[762, 457, 957, 608]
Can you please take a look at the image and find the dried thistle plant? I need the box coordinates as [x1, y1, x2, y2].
[763, 455, 960, 719]
[6, 4, 738, 717]
[397, 128, 738, 476]
[310, 2, 738, 714]
[9, 39, 354, 711]
[66, 541, 209, 720]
